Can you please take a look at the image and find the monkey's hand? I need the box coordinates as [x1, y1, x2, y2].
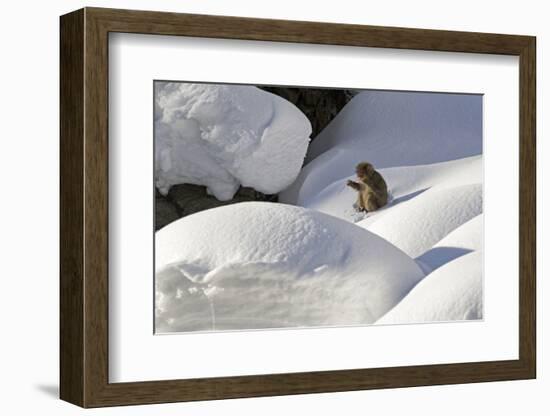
[346, 180, 360, 190]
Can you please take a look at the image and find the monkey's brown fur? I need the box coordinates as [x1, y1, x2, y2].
[346, 162, 388, 212]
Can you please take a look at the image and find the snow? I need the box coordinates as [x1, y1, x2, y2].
[280, 90, 481, 205]
[376, 251, 483, 324]
[295, 155, 482, 259]
[155, 202, 425, 333]
[360, 183, 482, 258]
[416, 214, 483, 273]
[304, 155, 482, 223]
[155, 87, 484, 331]
[307, 90, 482, 164]
[155, 83, 312, 200]
[279, 90, 483, 262]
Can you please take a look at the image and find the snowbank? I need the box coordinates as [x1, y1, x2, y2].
[155, 202, 425, 333]
[155, 83, 312, 200]
[376, 251, 483, 324]
[416, 214, 483, 273]
[305, 156, 481, 223]
[280, 90, 481, 205]
[358, 183, 482, 258]
[286, 151, 483, 261]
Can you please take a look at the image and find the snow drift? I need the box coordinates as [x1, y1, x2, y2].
[299, 155, 483, 259]
[280, 90, 482, 205]
[416, 214, 483, 273]
[359, 183, 482, 258]
[376, 251, 483, 324]
[155, 202, 425, 333]
[305, 155, 482, 223]
[155, 83, 312, 200]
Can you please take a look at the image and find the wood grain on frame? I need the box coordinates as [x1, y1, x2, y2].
[60, 7, 536, 408]
[60, 8, 85, 406]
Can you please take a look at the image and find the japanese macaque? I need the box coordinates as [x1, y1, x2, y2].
[346, 162, 388, 213]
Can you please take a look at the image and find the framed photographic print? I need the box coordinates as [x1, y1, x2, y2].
[60, 7, 536, 408]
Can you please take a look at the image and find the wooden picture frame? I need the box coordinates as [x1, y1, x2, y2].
[60, 7, 536, 408]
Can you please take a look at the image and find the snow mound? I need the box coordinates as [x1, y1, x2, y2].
[155, 202, 425, 333]
[305, 156, 481, 223]
[308, 90, 482, 163]
[416, 214, 483, 273]
[280, 90, 481, 205]
[376, 251, 483, 324]
[155, 83, 312, 200]
[359, 183, 482, 258]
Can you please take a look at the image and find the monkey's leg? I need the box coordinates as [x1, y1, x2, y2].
[353, 198, 366, 212]
[357, 195, 369, 213]
[365, 196, 381, 212]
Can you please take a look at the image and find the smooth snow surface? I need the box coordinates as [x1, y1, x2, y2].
[155, 83, 311, 200]
[155, 202, 425, 333]
[361, 183, 482, 258]
[305, 156, 481, 223]
[299, 155, 483, 259]
[376, 251, 483, 324]
[416, 214, 483, 273]
[280, 90, 481, 205]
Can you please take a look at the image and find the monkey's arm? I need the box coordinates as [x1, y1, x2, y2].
[346, 180, 361, 191]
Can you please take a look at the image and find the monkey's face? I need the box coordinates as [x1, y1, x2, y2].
[356, 163, 373, 179]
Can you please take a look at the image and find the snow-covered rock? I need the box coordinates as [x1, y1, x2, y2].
[416, 214, 483, 273]
[155, 202, 425, 333]
[155, 83, 312, 200]
[376, 251, 483, 324]
[280, 90, 481, 205]
[360, 183, 482, 258]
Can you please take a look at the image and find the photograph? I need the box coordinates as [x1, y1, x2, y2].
[154, 82, 483, 334]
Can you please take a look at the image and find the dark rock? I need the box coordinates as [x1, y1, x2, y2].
[155, 184, 277, 229]
[155, 197, 180, 230]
